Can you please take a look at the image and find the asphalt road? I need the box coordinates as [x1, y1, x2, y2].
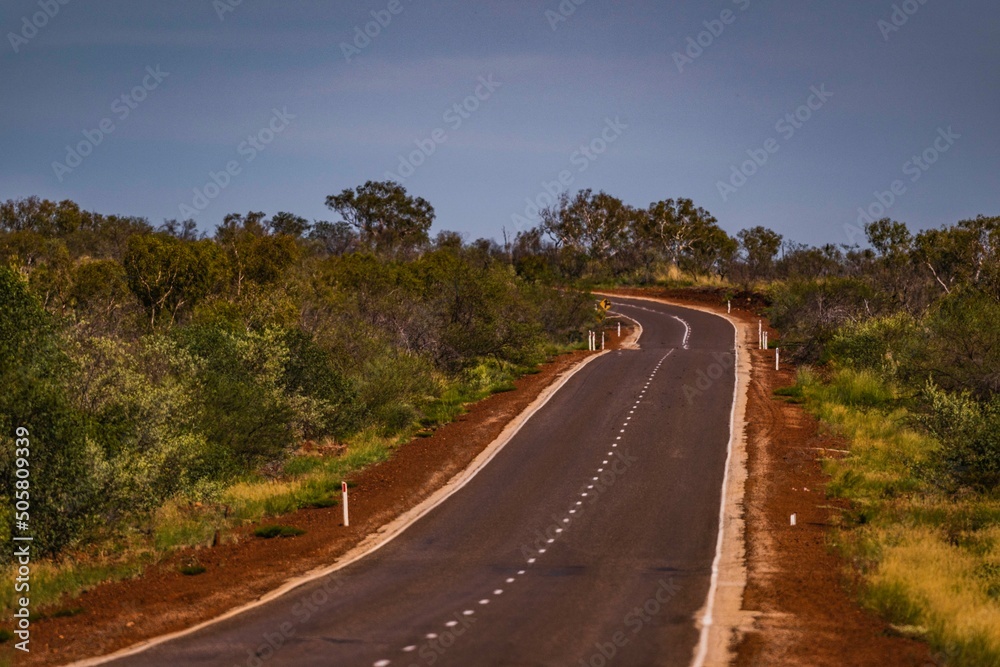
[105, 296, 737, 667]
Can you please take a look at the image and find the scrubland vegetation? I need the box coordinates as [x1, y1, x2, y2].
[0, 183, 594, 610]
[1, 179, 997, 663]
[763, 217, 1000, 665]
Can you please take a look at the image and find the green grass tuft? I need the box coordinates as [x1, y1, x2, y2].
[304, 496, 339, 509]
[50, 607, 85, 618]
[253, 524, 306, 539]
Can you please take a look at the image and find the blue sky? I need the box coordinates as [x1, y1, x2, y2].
[2, 0, 998, 247]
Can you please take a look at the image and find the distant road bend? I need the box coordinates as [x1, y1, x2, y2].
[96, 296, 738, 667]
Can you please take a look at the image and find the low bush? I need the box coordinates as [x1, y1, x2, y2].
[254, 524, 306, 539]
[918, 384, 1000, 493]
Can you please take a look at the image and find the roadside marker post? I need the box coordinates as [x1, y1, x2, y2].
[601, 331, 605, 350]
[618, 322, 621, 337]
[342, 482, 349, 527]
[776, 348, 780, 371]
[727, 300, 731, 314]
[758, 320, 762, 349]
[790, 513, 797, 526]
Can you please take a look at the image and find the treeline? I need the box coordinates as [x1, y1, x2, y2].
[765, 216, 1000, 493]
[509, 187, 999, 491]
[0, 184, 593, 558]
[508, 187, 854, 285]
[2, 180, 996, 557]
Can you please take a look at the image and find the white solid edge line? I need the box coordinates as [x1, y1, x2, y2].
[597, 292, 739, 667]
[691, 313, 738, 667]
[607, 310, 643, 349]
[64, 345, 622, 667]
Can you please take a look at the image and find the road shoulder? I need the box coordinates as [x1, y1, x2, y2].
[733, 324, 934, 666]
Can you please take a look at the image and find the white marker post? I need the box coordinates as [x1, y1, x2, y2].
[764, 331, 768, 349]
[342, 481, 349, 527]
[758, 320, 763, 349]
[776, 348, 780, 371]
[727, 300, 731, 314]
[601, 331, 605, 350]
[617, 322, 621, 337]
[790, 513, 797, 526]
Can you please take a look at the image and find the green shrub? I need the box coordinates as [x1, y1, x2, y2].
[922, 290, 1000, 398]
[303, 496, 339, 509]
[254, 524, 305, 539]
[766, 278, 886, 362]
[50, 607, 84, 618]
[0, 267, 95, 560]
[826, 312, 923, 378]
[175, 323, 296, 474]
[281, 329, 359, 439]
[66, 334, 211, 520]
[918, 383, 1000, 492]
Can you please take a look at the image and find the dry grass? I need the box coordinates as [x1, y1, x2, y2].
[0, 434, 395, 616]
[867, 524, 1000, 666]
[799, 368, 1000, 666]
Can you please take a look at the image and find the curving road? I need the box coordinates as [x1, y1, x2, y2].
[99, 297, 737, 667]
